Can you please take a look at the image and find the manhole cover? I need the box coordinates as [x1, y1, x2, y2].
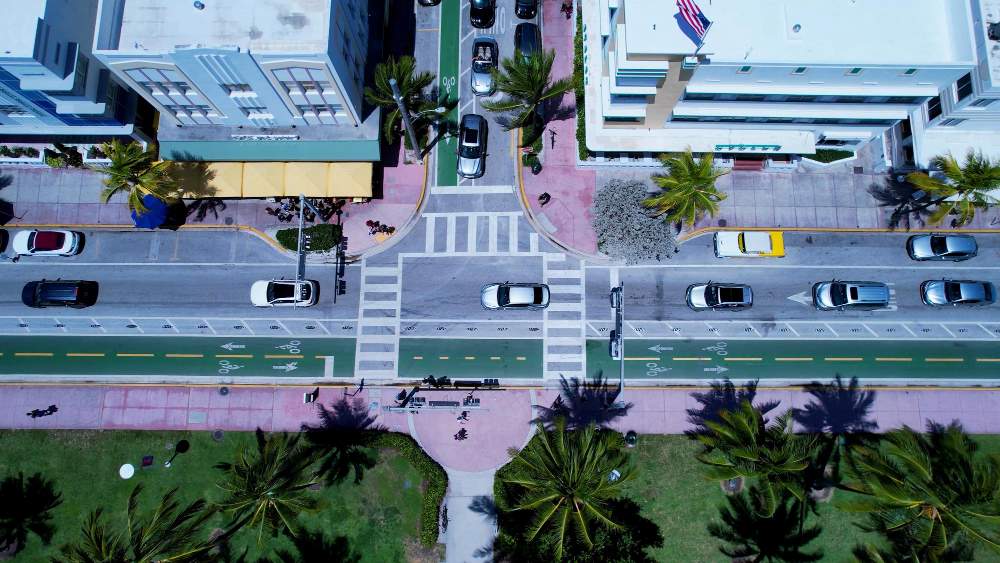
[212, 430, 225, 442]
[219, 386, 230, 396]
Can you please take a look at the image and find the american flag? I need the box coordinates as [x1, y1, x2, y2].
[677, 0, 712, 41]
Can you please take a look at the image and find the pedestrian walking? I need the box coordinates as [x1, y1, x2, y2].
[549, 129, 557, 149]
[538, 192, 551, 206]
[457, 411, 469, 423]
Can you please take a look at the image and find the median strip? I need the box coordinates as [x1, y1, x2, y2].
[876, 357, 912, 362]
[775, 357, 813, 362]
[15, 352, 53, 357]
[925, 358, 964, 363]
[66, 353, 106, 357]
[165, 354, 204, 359]
[117, 353, 154, 358]
[264, 354, 303, 359]
[824, 357, 863, 362]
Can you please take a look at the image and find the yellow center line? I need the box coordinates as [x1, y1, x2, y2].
[824, 357, 863, 362]
[925, 358, 964, 363]
[117, 353, 154, 358]
[439, 356, 450, 360]
[413, 355, 424, 360]
[216, 354, 253, 359]
[625, 356, 660, 361]
[165, 354, 204, 359]
[876, 357, 912, 362]
[15, 352, 53, 357]
[490, 356, 502, 360]
[724, 357, 763, 362]
[66, 353, 106, 357]
[265, 354, 303, 359]
[672, 357, 711, 361]
[775, 357, 813, 362]
[464, 356, 476, 360]
[976, 358, 1000, 363]
[516, 356, 527, 361]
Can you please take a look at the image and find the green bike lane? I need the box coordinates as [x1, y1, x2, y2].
[435, 0, 460, 186]
[0, 336, 355, 379]
[398, 338, 543, 379]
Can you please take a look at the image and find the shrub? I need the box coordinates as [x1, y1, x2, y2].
[574, 9, 592, 161]
[371, 432, 448, 548]
[810, 149, 854, 163]
[591, 179, 678, 264]
[0, 146, 40, 158]
[275, 223, 342, 252]
[44, 155, 67, 168]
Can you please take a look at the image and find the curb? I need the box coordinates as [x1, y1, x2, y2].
[678, 225, 1000, 242]
[348, 153, 431, 261]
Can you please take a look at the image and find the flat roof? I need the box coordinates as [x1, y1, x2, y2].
[0, 0, 46, 57]
[624, 0, 974, 65]
[981, 0, 1000, 85]
[115, 0, 331, 53]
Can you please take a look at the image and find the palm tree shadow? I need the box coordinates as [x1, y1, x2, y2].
[685, 378, 780, 440]
[531, 372, 633, 430]
[0, 173, 12, 189]
[468, 495, 498, 528]
[0, 174, 15, 226]
[793, 375, 878, 437]
[867, 177, 931, 231]
[540, 92, 576, 124]
[301, 396, 387, 486]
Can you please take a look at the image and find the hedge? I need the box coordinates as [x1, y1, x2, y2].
[811, 149, 854, 163]
[275, 223, 342, 252]
[371, 432, 448, 548]
[573, 9, 592, 162]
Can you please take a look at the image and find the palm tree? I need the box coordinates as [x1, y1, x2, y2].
[364, 56, 436, 146]
[644, 149, 729, 226]
[840, 421, 1000, 559]
[94, 139, 175, 214]
[906, 149, 1000, 226]
[215, 429, 319, 545]
[708, 486, 823, 562]
[481, 50, 573, 146]
[302, 396, 386, 485]
[497, 419, 632, 560]
[0, 472, 62, 555]
[54, 484, 215, 563]
[531, 373, 633, 430]
[695, 401, 815, 518]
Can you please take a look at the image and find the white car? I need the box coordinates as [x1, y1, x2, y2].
[12, 229, 82, 256]
[481, 282, 550, 310]
[250, 279, 319, 307]
[713, 231, 785, 258]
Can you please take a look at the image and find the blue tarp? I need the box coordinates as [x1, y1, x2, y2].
[130, 195, 168, 229]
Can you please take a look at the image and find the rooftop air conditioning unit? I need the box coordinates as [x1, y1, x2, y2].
[989, 22, 1000, 41]
[682, 56, 699, 70]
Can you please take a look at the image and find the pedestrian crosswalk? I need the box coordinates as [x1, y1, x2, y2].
[419, 211, 540, 256]
[354, 262, 403, 378]
[542, 254, 586, 380]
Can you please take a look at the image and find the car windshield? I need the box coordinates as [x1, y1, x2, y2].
[533, 287, 544, 303]
[829, 283, 848, 306]
[945, 282, 964, 302]
[930, 236, 949, 255]
[267, 283, 295, 301]
[32, 231, 65, 251]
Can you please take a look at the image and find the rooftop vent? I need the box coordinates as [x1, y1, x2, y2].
[989, 22, 1000, 41]
[194, 1, 205, 10]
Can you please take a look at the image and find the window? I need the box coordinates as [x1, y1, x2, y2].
[123, 67, 220, 123]
[792, 66, 807, 75]
[846, 67, 863, 76]
[887, 96, 919, 104]
[272, 66, 346, 124]
[54, 43, 61, 65]
[956, 73, 973, 101]
[902, 68, 918, 76]
[926, 95, 942, 121]
[939, 118, 965, 126]
[785, 95, 817, 103]
[970, 98, 995, 108]
[222, 83, 253, 94]
[737, 66, 752, 74]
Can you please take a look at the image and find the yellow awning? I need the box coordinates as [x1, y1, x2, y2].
[327, 162, 372, 197]
[179, 162, 373, 198]
[242, 163, 285, 198]
[286, 162, 329, 197]
[206, 162, 243, 198]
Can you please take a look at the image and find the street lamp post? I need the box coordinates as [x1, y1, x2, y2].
[295, 193, 323, 284]
[389, 78, 421, 162]
[609, 282, 625, 406]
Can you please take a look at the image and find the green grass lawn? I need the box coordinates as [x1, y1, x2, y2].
[622, 435, 1000, 563]
[0, 430, 434, 562]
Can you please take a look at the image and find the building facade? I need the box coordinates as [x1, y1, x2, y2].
[0, 0, 144, 142]
[586, 0, 1000, 168]
[93, 0, 379, 162]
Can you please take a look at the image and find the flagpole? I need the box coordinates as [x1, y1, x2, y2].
[694, 21, 713, 55]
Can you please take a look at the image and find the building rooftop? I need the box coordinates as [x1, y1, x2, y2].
[980, 0, 1000, 85]
[0, 0, 46, 57]
[112, 0, 331, 53]
[624, 0, 974, 65]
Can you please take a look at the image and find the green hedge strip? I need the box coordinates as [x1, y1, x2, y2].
[574, 9, 591, 162]
[275, 223, 342, 252]
[372, 432, 448, 548]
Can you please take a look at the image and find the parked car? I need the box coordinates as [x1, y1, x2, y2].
[0, 229, 7, 253]
[514, 0, 538, 18]
[713, 231, 785, 258]
[686, 282, 753, 311]
[906, 234, 978, 261]
[21, 279, 98, 309]
[920, 280, 995, 307]
[514, 22, 541, 60]
[470, 0, 496, 28]
[250, 279, 319, 307]
[812, 280, 890, 311]
[418, 0, 441, 5]
[470, 36, 498, 96]
[481, 282, 550, 310]
[12, 229, 82, 256]
[457, 114, 488, 179]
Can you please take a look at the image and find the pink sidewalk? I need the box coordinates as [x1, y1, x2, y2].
[5, 384, 1000, 473]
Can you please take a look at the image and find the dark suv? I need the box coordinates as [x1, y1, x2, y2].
[515, 0, 538, 18]
[470, 0, 496, 28]
[514, 23, 541, 60]
[22, 280, 99, 309]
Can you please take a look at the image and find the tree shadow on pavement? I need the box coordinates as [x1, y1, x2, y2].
[468, 495, 498, 528]
[685, 378, 780, 440]
[302, 395, 387, 486]
[0, 174, 15, 225]
[531, 372, 633, 430]
[868, 178, 932, 230]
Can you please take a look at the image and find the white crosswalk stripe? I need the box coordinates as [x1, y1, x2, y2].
[354, 258, 402, 378]
[542, 255, 586, 380]
[408, 209, 541, 256]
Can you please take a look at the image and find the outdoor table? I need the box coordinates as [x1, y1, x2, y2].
[119, 463, 135, 479]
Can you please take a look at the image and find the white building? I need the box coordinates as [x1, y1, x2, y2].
[586, 0, 1000, 168]
[0, 0, 146, 141]
[93, 0, 379, 162]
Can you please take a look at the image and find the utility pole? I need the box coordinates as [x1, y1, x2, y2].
[295, 193, 323, 283]
[609, 282, 625, 406]
[389, 78, 420, 162]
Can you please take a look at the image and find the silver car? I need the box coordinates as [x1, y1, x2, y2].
[457, 114, 487, 179]
[471, 37, 498, 96]
[812, 280, 890, 311]
[907, 234, 978, 261]
[686, 282, 753, 311]
[920, 279, 995, 307]
[481, 282, 550, 310]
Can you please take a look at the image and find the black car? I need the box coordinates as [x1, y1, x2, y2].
[514, 22, 541, 60]
[22, 279, 99, 309]
[515, 0, 538, 18]
[0, 228, 7, 253]
[418, 0, 441, 5]
[470, 0, 496, 28]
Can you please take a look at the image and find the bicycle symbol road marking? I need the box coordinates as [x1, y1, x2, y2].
[276, 340, 301, 354]
[218, 360, 244, 375]
[702, 342, 728, 356]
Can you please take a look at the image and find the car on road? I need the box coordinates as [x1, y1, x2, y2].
[457, 114, 488, 179]
[0, 228, 7, 252]
[920, 279, 995, 307]
[470, 36, 498, 96]
[21, 279, 99, 308]
[713, 231, 785, 258]
[906, 234, 978, 261]
[481, 282, 550, 310]
[812, 280, 890, 311]
[251, 279, 319, 307]
[686, 282, 753, 311]
[470, 0, 496, 28]
[12, 229, 82, 256]
[418, 0, 441, 5]
[514, 0, 539, 19]
[514, 22, 541, 60]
